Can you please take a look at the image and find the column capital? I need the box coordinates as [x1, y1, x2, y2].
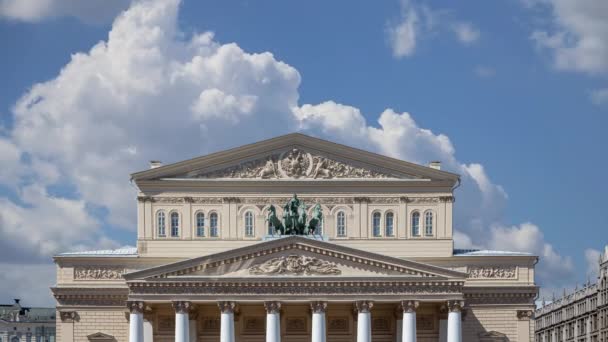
[127, 301, 145, 314]
[310, 301, 327, 314]
[59, 311, 79, 323]
[354, 300, 374, 313]
[172, 301, 193, 314]
[218, 301, 237, 314]
[264, 301, 282, 314]
[400, 300, 419, 313]
[446, 300, 465, 313]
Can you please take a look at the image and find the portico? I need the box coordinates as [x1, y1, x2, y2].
[126, 299, 464, 342]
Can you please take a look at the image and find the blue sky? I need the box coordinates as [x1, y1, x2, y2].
[0, 0, 606, 305]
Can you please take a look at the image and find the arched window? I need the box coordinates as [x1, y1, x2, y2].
[425, 211, 433, 236]
[210, 212, 218, 237]
[196, 212, 205, 237]
[244, 211, 254, 237]
[412, 212, 420, 236]
[385, 212, 394, 237]
[372, 212, 381, 237]
[11, 337, 19, 342]
[157, 211, 166, 237]
[170, 212, 179, 237]
[336, 211, 346, 237]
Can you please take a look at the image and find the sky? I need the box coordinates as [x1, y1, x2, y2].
[0, 0, 606, 306]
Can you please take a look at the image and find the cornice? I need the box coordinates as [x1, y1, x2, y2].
[124, 236, 467, 280]
[52, 287, 129, 307]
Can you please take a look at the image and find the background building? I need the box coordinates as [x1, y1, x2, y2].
[535, 246, 608, 342]
[53, 133, 538, 342]
[0, 299, 56, 342]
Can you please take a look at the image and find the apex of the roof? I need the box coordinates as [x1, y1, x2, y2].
[130, 133, 460, 185]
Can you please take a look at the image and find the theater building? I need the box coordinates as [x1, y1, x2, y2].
[52, 133, 538, 342]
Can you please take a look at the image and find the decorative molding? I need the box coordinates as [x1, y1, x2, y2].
[151, 197, 186, 204]
[172, 301, 192, 314]
[354, 300, 374, 313]
[310, 301, 327, 313]
[218, 301, 236, 314]
[405, 197, 440, 204]
[191, 197, 224, 204]
[127, 301, 145, 314]
[59, 311, 79, 323]
[446, 300, 464, 313]
[248, 255, 342, 276]
[439, 196, 454, 203]
[87, 332, 116, 341]
[468, 266, 517, 279]
[464, 291, 536, 305]
[368, 197, 400, 204]
[401, 300, 419, 313]
[264, 301, 281, 314]
[185, 148, 400, 180]
[53, 287, 128, 307]
[354, 197, 371, 203]
[74, 266, 126, 280]
[517, 310, 534, 320]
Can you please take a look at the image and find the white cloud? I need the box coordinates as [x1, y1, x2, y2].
[387, 1, 420, 58]
[529, 0, 608, 75]
[585, 248, 601, 280]
[590, 88, 608, 105]
[2, 0, 573, 304]
[0, 0, 130, 23]
[474, 65, 496, 78]
[452, 22, 480, 44]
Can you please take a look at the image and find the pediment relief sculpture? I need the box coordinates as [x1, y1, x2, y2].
[249, 254, 341, 276]
[182, 147, 405, 180]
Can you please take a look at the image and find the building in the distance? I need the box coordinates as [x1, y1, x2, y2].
[52, 133, 538, 342]
[0, 299, 56, 342]
[534, 246, 608, 342]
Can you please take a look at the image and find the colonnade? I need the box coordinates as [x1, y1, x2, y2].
[127, 300, 464, 342]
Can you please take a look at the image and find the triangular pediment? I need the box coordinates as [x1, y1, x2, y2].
[124, 236, 466, 281]
[478, 331, 508, 341]
[87, 332, 116, 341]
[131, 133, 459, 183]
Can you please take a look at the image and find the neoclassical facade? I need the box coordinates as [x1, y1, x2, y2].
[534, 246, 608, 342]
[53, 133, 538, 342]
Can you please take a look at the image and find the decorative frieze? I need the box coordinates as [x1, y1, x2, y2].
[74, 266, 126, 280]
[184, 148, 399, 180]
[248, 255, 342, 276]
[467, 266, 517, 279]
[404, 197, 440, 204]
[151, 197, 186, 204]
[464, 291, 536, 305]
[59, 311, 79, 323]
[517, 310, 534, 320]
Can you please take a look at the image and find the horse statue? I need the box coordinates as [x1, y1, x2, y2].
[266, 205, 284, 235]
[307, 203, 323, 235]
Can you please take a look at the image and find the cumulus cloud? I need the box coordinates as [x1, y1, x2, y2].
[0, 0, 130, 23]
[590, 88, 608, 106]
[585, 248, 601, 280]
[452, 22, 480, 44]
[528, 0, 608, 75]
[1, 0, 573, 304]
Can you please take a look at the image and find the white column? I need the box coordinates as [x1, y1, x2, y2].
[218, 301, 236, 342]
[143, 319, 154, 342]
[173, 301, 191, 342]
[401, 300, 418, 342]
[355, 301, 373, 342]
[265, 301, 281, 342]
[311, 301, 327, 342]
[189, 317, 198, 342]
[394, 306, 403, 342]
[446, 301, 463, 342]
[128, 301, 144, 342]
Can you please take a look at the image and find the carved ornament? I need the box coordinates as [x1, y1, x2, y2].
[310, 301, 327, 313]
[355, 300, 374, 313]
[517, 310, 534, 320]
[264, 301, 282, 314]
[218, 301, 236, 314]
[127, 301, 145, 314]
[172, 301, 192, 314]
[74, 266, 126, 280]
[186, 148, 399, 180]
[59, 311, 79, 323]
[249, 255, 342, 276]
[446, 300, 464, 313]
[468, 266, 517, 279]
[401, 300, 419, 313]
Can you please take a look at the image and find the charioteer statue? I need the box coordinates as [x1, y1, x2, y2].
[267, 194, 323, 236]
